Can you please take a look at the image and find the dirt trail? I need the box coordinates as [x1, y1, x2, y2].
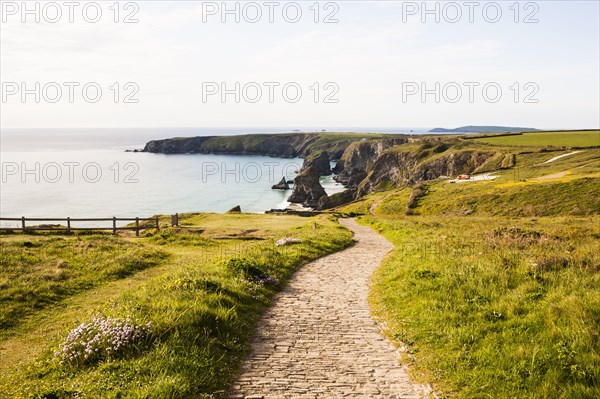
[229, 219, 424, 399]
[535, 171, 567, 180]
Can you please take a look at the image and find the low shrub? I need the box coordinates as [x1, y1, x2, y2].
[406, 183, 427, 214]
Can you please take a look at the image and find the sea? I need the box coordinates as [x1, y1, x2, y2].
[0, 127, 429, 227]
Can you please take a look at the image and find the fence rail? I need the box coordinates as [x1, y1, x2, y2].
[0, 216, 160, 236]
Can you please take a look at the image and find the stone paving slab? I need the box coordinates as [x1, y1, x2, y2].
[229, 218, 424, 399]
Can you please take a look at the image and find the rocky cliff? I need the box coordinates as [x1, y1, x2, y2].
[142, 133, 382, 159]
[355, 149, 499, 197]
[301, 151, 332, 176]
[333, 138, 408, 186]
[317, 138, 503, 208]
[143, 134, 318, 158]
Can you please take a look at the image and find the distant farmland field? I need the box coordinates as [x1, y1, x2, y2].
[473, 130, 600, 147]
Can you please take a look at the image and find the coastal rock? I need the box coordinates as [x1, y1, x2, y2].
[334, 138, 408, 186]
[287, 166, 327, 208]
[318, 189, 357, 210]
[302, 151, 332, 176]
[356, 150, 499, 196]
[271, 177, 290, 190]
[227, 205, 242, 213]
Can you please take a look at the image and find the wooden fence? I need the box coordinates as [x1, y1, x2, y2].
[0, 216, 160, 236]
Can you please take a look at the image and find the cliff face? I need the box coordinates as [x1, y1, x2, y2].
[333, 138, 408, 186]
[143, 134, 319, 158]
[302, 151, 332, 176]
[356, 150, 498, 196]
[316, 139, 501, 208]
[143, 137, 214, 154]
[142, 133, 370, 159]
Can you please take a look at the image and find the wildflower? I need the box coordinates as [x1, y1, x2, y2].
[54, 314, 152, 365]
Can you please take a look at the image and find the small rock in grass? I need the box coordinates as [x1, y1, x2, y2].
[275, 238, 303, 246]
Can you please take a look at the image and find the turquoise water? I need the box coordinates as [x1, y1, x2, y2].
[3, 128, 427, 225]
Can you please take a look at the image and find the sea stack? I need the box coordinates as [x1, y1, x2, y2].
[287, 166, 327, 208]
[271, 177, 290, 190]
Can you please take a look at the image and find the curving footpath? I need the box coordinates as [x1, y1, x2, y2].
[229, 218, 424, 399]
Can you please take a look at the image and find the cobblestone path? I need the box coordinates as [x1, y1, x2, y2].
[229, 218, 424, 399]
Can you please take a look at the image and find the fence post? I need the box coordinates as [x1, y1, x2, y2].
[135, 217, 140, 237]
[21, 216, 25, 230]
[67, 217, 71, 233]
[112, 217, 117, 234]
[156, 217, 160, 230]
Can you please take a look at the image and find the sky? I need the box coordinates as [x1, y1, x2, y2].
[1, 0, 599, 129]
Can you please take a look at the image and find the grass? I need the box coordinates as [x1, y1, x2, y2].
[418, 177, 600, 217]
[0, 235, 168, 337]
[361, 215, 600, 399]
[0, 213, 353, 399]
[332, 138, 600, 398]
[472, 130, 600, 148]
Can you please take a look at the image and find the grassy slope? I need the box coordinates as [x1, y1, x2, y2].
[0, 235, 168, 337]
[364, 215, 599, 399]
[472, 130, 600, 147]
[333, 134, 600, 398]
[201, 132, 390, 156]
[0, 214, 352, 399]
[415, 149, 599, 217]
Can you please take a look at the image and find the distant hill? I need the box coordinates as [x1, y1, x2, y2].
[430, 126, 539, 133]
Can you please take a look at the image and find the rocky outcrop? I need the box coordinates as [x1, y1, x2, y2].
[271, 177, 290, 190]
[318, 189, 357, 210]
[356, 150, 499, 196]
[334, 138, 408, 186]
[302, 151, 332, 176]
[227, 205, 242, 213]
[287, 166, 327, 208]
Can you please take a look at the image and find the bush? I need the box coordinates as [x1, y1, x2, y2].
[406, 183, 426, 214]
[433, 144, 449, 153]
[222, 258, 279, 285]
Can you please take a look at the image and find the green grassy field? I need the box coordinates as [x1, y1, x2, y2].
[363, 215, 599, 399]
[472, 130, 600, 148]
[0, 235, 168, 337]
[0, 214, 352, 398]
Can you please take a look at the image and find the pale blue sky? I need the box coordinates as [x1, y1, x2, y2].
[1, 0, 598, 129]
